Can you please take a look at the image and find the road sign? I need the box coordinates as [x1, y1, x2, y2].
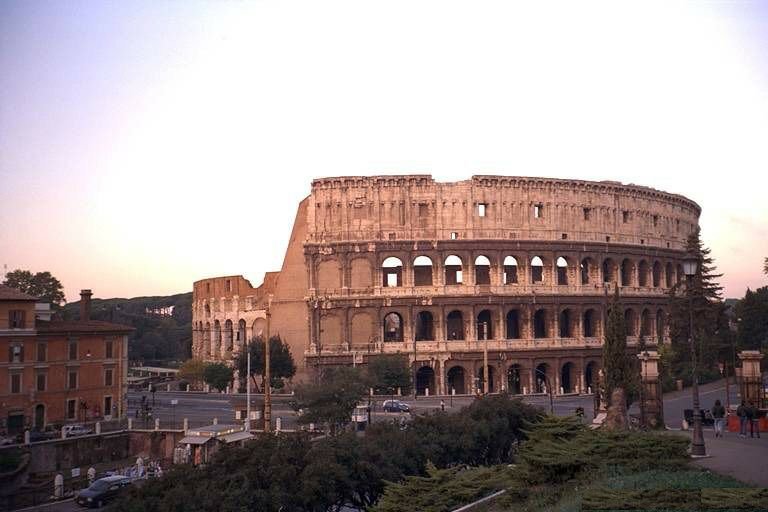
[171, 399, 178, 405]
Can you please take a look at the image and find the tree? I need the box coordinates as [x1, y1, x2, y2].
[3, 269, 65, 306]
[734, 287, 768, 351]
[764, 257, 768, 276]
[366, 354, 412, 395]
[179, 359, 207, 390]
[234, 335, 296, 392]
[602, 287, 635, 410]
[293, 366, 367, 434]
[203, 362, 233, 392]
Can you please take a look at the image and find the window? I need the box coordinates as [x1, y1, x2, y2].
[104, 396, 113, 417]
[68, 371, 78, 390]
[36, 373, 46, 392]
[9, 310, 26, 328]
[8, 344, 23, 363]
[10, 373, 22, 394]
[206, 282, 211, 293]
[105, 368, 114, 387]
[36, 342, 47, 362]
[225, 280, 231, 292]
[67, 399, 77, 420]
[450, 232, 458, 240]
[105, 340, 114, 359]
[605, 236, 611, 242]
[561, 233, 568, 240]
[477, 203, 487, 217]
[68, 341, 78, 360]
[622, 211, 630, 223]
[653, 215, 659, 227]
[583, 208, 591, 220]
[534, 203, 543, 218]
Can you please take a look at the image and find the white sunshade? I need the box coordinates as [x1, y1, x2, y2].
[382, 256, 403, 268]
[474, 255, 491, 266]
[444, 255, 463, 266]
[414, 255, 433, 266]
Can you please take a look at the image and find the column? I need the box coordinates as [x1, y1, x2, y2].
[738, 351, 764, 406]
[637, 351, 664, 429]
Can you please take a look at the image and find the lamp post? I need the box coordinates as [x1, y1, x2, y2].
[683, 255, 706, 457]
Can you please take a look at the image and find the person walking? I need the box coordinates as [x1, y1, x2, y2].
[737, 401, 748, 438]
[712, 399, 726, 438]
[440, 399, 445, 412]
[747, 402, 761, 439]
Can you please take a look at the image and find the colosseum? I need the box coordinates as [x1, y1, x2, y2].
[192, 175, 700, 396]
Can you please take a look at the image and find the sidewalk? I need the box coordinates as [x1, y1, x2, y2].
[684, 429, 768, 487]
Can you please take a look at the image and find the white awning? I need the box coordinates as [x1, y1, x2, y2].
[220, 431, 254, 444]
[179, 436, 213, 445]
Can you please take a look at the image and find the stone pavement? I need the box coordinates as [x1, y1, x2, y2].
[684, 428, 768, 487]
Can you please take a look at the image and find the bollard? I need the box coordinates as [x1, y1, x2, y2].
[167, 384, 171, 392]
[95, 422, 101, 435]
[213, 417, 218, 425]
[183, 418, 189, 433]
[425, 387, 429, 397]
[370, 387, 374, 396]
[226, 386, 230, 394]
[397, 387, 401, 396]
[128, 417, 133, 430]
[54, 474, 64, 498]
[275, 417, 282, 432]
[452, 388, 456, 396]
[61, 428, 67, 439]
[309, 422, 315, 431]
[523, 386, 528, 395]
[205, 384, 210, 393]
[154, 418, 160, 431]
[588, 386, 592, 394]
[24, 430, 30, 445]
[87, 467, 96, 486]
[186, 384, 190, 392]
[560, 387, 564, 395]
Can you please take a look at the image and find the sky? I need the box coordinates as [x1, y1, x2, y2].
[1, 0, 767, 302]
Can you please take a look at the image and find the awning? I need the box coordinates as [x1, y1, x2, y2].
[219, 431, 254, 444]
[179, 436, 213, 445]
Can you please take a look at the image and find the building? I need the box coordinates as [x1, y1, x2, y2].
[192, 175, 700, 394]
[1, 287, 132, 434]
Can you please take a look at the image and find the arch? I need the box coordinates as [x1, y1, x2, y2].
[621, 259, 634, 286]
[559, 309, 572, 338]
[317, 259, 341, 290]
[236, 319, 246, 348]
[507, 364, 522, 394]
[476, 310, 493, 339]
[533, 309, 547, 338]
[213, 320, 222, 348]
[415, 366, 436, 396]
[580, 258, 592, 285]
[624, 309, 637, 337]
[561, 362, 576, 393]
[477, 365, 496, 393]
[252, 318, 267, 339]
[383, 312, 403, 342]
[665, 262, 674, 288]
[447, 365, 466, 395]
[652, 261, 662, 288]
[676, 264, 684, 284]
[535, 363, 550, 393]
[446, 310, 465, 340]
[640, 308, 652, 338]
[351, 312, 374, 346]
[444, 255, 463, 285]
[585, 361, 598, 393]
[350, 258, 373, 288]
[204, 302, 211, 316]
[413, 256, 434, 286]
[638, 260, 649, 287]
[204, 322, 211, 356]
[506, 309, 521, 339]
[656, 309, 666, 342]
[531, 256, 544, 283]
[321, 314, 343, 346]
[474, 255, 491, 285]
[556, 256, 569, 285]
[602, 258, 615, 283]
[224, 319, 234, 351]
[382, 257, 403, 287]
[583, 309, 597, 338]
[503, 255, 519, 284]
[34, 404, 45, 430]
[415, 311, 435, 341]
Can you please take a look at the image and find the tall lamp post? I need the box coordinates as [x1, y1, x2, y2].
[683, 255, 706, 457]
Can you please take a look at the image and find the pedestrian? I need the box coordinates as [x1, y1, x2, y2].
[440, 399, 445, 412]
[748, 402, 761, 439]
[737, 401, 748, 438]
[712, 399, 725, 438]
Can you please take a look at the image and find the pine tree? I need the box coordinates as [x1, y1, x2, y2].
[602, 287, 635, 407]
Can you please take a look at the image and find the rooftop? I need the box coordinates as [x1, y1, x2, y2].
[36, 319, 134, 334]
[0, 284, 38, 301]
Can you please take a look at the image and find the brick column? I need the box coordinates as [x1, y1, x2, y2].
[637, 351, 664, 429]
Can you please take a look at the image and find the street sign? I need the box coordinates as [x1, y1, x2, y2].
[170, 399, 178, 405]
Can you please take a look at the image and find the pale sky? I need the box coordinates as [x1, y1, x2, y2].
[1, 1, 767, 302]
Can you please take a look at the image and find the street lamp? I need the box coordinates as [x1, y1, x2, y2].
[683, 254, 706, 457]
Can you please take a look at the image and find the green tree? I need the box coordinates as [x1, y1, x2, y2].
[203, 362, 233, 392]
[179, 358, 207, 390]
[3, 269, 65, 306]
[764, 257, 767, 275]
[234, 335, 296, 392]
[734, 287, 768, 351]
[293, 366, 367, 434]
[602, 288, 635, 407]
[366, 354, 412, 395]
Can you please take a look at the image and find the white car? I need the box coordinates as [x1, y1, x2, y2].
[63, 424, 93, 437]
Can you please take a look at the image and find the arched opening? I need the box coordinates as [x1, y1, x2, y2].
[474, 255, 491, 285]
[559, 309, 572, 338]
[382, 257, 403, 287]
[224, 319, 234, 351]
[640, 308, 652, 338]
[531, 256, 544, 283]
[652, 261, 661, 288]
[665, 262, 673, 288]
[444, 255, 464, 285]
[476, 310, 493, 339]
[252, 318, 266, 339]
[561, 362, 576, 393]
[447, 366, 466, 394]
[383, 312, 403, 342]
[638, 260, 649, 287]
[506, 309, 520, 339]
[603, 258, 614, 283]
[533, 309, 547, 338]
[204, 322, 211, 356]
[583, 309, 596, 338]
[477, 365, 496, 393]
[415, 311, 435, 341]
[415, 366, 436, 396]
[656, 309, 666, 342]
[237, 319, 246, 346]
[503, 256, 519, 284]
[446, 310, 465, 340]
[624, 309, 637, 337]
[621, 259, 634, 287]
[556, 256, 569, 285]
[535, 363, 549, 393]
[34, 404, 45, 430]
[413, 256, 433, 286]
[676, 264, 683, 284]
[213, 320, 222, 349]
[581, 258, 592, 285]
[507, 365, 522, 394]
[585, 361, 597, 392]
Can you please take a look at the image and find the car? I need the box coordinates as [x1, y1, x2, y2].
[382, 400, 410, 413]
[63, 424, 94, 437]
[75, 475, 132, 508]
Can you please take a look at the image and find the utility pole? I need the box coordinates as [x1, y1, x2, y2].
[264, 298, 272, 433]
[246, 347, 251, 432]
[482, 322, 489, 395]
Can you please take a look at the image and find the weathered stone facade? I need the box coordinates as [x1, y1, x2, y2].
[192, 175, 700, 395]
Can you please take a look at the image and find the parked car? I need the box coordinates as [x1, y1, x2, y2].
[0, 436, 16, 446]
[63, 424, 94, 437]
[27, 428, 58, 443]
[76, 475, 132, 508]
[382, 400, 410, 413]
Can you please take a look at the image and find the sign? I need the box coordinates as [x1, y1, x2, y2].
[71, 467, 81, 478]
[170, 399, 178, 405]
